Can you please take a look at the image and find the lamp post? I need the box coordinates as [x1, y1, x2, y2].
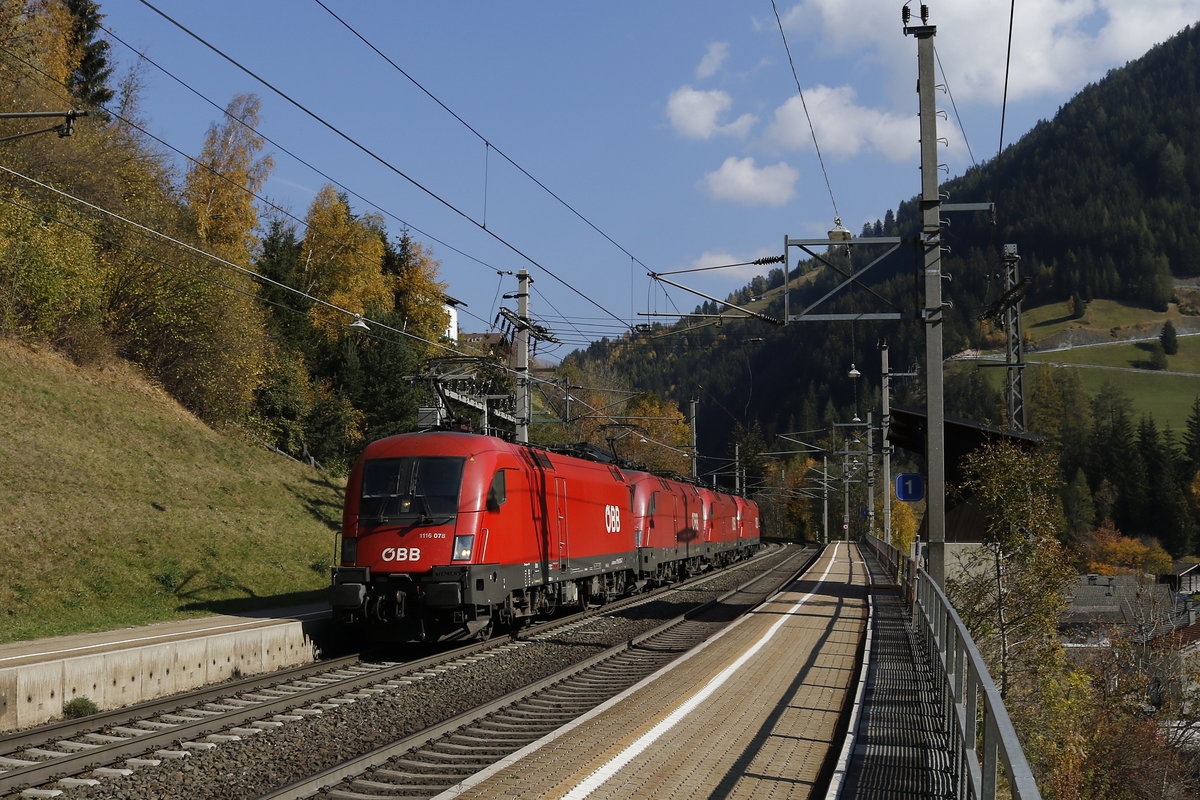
[866, 411, 876, 537]
[822, 455, 829, 543]
[842, 451, 851, 541]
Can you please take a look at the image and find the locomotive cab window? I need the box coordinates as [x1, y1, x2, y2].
[360, 456, 465, 522]
[487, 469, 508, 511]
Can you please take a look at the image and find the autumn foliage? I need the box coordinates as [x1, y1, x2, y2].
[1077, 522, 1173, 576]
[0, 1, 449, 467]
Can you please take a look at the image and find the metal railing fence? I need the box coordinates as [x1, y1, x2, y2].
[862, 534, 1042, 800]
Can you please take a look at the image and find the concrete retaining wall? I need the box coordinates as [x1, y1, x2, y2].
[0, 620, 320, 732]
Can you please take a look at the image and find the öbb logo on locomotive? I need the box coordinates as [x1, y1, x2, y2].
[381, 547, 421, 562]
[604, 504, 621, 533]
[330, 430, 761, 642]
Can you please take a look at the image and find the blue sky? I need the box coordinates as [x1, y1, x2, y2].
[98, 1, 1200, 355]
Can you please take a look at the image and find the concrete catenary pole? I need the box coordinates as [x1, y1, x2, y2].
[514, 269, 532, 443]
[908, 17, 947, 584]
[881, 342, 893, 545]
[867, 411, 876, 537]
[690, 398, 699, 479]
[822, 454, 829, 545]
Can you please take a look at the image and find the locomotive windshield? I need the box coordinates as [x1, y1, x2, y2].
[360, 456, 465, 523]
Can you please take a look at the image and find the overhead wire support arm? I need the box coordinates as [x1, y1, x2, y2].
[0, 109, 88, 142]
[637, 312, 756, 320]
[785, 236, 912, 322]
[647, 272, 782, 326]
[654, 254, 785, 277]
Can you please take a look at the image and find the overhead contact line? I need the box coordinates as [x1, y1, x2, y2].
[135, 0, 633, 332]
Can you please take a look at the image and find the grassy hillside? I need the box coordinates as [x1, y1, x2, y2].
[1023, 298, 1197, 347]
[956, 302, 1200, 430]
[1024, 339, 1200, 431]
[0, 343, 343, 644]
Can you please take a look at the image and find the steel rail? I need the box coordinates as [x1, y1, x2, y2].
[0, 654, 360, 752]
[0, 544, 787, 795]
[255, 545, 819, 799]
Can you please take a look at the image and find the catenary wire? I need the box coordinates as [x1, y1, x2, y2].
[313, 0, 654, 276]
[0, 159, 496, 365]
[93, 26, 503, 277]
[0, 160, 368, 322]
[530, 284, 592, 346]
[997, 0, 1017, 157]
[1, 51, 689, 459]
[135, 0, 633, 332]
[2, 39, 512, 346]
[0, 190, 447, 358]
[0, 174, 694, 459]
[934, 46, 977, 168]
[0, 36, 496, 306]
[769, 0, 840, 222]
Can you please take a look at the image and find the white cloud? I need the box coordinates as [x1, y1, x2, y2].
[776, 0, 1200, 104]
[696, 42, 730, 79]
[764, 86, 921, 161]
[700, 157, 799, 206]
[666, 86, 758, 139]
[692, 250, 741, 269]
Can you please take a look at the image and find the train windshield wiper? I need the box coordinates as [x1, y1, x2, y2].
[412, 494, 453, 525]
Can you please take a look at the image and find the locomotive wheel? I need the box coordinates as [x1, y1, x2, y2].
[474, 613, 495, 641]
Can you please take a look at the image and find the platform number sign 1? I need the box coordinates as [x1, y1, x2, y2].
[895, 473, 925, 503]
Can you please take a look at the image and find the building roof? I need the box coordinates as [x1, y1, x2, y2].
[1062, 573, 1186, 641]
[888, 407, 1043, 485]
[1155, 620, 1200, 651]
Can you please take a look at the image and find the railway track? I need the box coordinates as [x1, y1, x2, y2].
[264, 544, 818, 800]
[0, 544, 805, 799]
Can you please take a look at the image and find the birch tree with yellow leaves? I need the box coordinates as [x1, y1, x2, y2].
[299, 186, 391, 335]
[167, 93, 273, 422]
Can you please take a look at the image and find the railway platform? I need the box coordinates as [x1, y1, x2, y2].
[428, 542, 872, 799]
[0, 603, 327, 731]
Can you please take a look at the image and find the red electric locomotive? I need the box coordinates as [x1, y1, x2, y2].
[626, 470, 702, 584]
[331, 430, 761, 641]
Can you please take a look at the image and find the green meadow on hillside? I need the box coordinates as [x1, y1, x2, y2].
[1023, 298, 1194, 346]
[961, 302, 1200, 430]
[0, 343, 344, 644]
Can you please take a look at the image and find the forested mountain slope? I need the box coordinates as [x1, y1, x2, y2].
[572, 22, 1200, 459]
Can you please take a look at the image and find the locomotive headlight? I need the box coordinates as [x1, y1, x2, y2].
[451, 534, 475, 562]
[340, 537, 358, 564]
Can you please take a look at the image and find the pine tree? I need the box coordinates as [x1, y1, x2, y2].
[1160, 319, 1178, 355]
[1070, 291, 1086, 319]
[383, 232, 448, 346]
[1149, 342, 1168, 370]
[1137, 417, 1191, 555]
[1183, 396, 1200, 471]
[1061, 468, 1096, 544]
[64, 0, 114, 109]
